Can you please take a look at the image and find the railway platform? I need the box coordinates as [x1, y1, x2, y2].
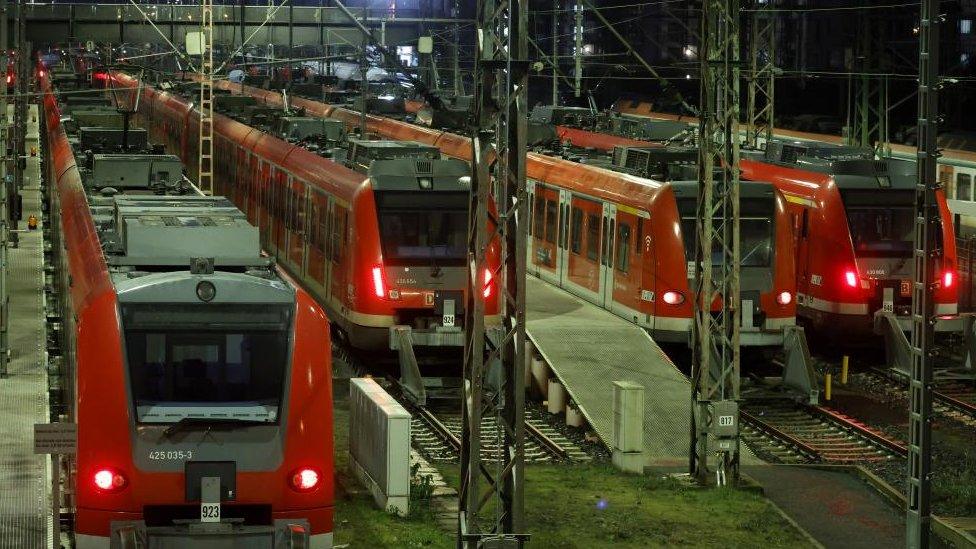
[0, 110, 52, 547]
[527, 277, 685, 465]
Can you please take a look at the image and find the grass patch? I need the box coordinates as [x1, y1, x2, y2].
[934, 451, 976, 516]
[332, 490, 453, 548]
[333, 383, 811, 548]
[440, 463, 813, 548]
[332, 391, 456, 548]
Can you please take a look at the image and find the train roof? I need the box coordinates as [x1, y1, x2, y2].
[49, 75, 270, 272]
[753, 140, 917, 190]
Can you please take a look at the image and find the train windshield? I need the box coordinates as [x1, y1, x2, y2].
[678, 198, 774, 267]
[122, 303, 292, 424]
[376, 191, 468, 264]
[841, 190, 915, 257]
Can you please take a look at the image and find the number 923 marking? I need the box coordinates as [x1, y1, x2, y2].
[148, 450, 194, 461]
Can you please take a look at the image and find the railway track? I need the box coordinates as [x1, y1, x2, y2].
[740, 399, 907, 464]
[935, 382, 976, 424]
[409, 404, 589, 463]
[861, 368, 976, 428]
[336, 345, 589, 464]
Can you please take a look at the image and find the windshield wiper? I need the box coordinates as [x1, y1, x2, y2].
[161, 417, 271, 438]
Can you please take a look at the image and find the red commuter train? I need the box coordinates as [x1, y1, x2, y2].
[191, 77, 798, 347]
[741, 140, 960, 336]
[527, 151, 797, 345]
[40, 66, 334, 548]
[111, 72, 501, 359]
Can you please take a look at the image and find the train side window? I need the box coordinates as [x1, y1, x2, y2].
[268, 172, 278, 218]
[533, 194, 546, 239]
[315, 200, 329, 254]
[616, 223, 631, 273]
[331, 209, 344, 263]
[296, 186, 307, 236]
[604, 218, 615, 267]
[559, 203, 568, 248]
[636, 217, 644, 255]
[570, 207, 583, 254]
[325, 207, 335, 259]
[288, 187, 296, 230]
[586, 214, 600, 261]
[957, 174, 972, 201]
[545, 200, 557, 243]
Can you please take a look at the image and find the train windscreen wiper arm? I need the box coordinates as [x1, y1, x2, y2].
[161, 417, 269, 438]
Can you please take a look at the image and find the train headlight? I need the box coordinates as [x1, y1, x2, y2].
[93, 468, 127, 492]
[662, 291, 684, 305]
[196, 280, 216, 302]
[289, 467, 321, 492]
[418, 177, 432, 189]
[776, 291, 793, 305]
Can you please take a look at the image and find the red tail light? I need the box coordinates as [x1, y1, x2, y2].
[776, 291, 793, 305]
[93, 468, 127, 492]
[289, 468, 320, 492]
[372, 266, 386, 298]
[4, 75, 10, 85]
[844, 270, 858, 288]
[483, 268, 494, 299]
[662, 291, 684, 305]
[943, 270, 954, 289]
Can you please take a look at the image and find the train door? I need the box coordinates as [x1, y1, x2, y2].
[795, 208, 811, 309]
[599, 202, 617, 307]
[275, 171, 289, 254]
[610, 210, 644, 317]
[566, 195, 602, 298]
[323, 197, 335, 302]
[290, 179, 307, 270]
[306, 190, 329, 292]
[330, 202, 349, 308]
[557, 189, 571, 286]
[526, 181, 536, 276]
[244, 147, 256, 223]
[258, 158, 270, 245]
[534, 185, 560, 284]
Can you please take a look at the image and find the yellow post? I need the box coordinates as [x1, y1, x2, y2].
[825, 373, 832, 401]
[841, 356, 849, 385]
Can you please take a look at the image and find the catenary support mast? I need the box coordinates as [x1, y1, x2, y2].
[690, 0, 741, 487]
[459, 0, 528, 545]
[907, 0, 940, 546]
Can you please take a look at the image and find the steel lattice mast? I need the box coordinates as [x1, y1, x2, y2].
[746, 0, 775, 149]
[690, 0, 741, 487]
[908, 0, 940, 546]
[459, 0, 528, 544]
[198, 0, 214, 195]
[0, 0, 8, 378]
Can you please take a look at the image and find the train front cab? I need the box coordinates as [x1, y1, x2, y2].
[742, 147, 961, 339]
[73, 279, 333, 549]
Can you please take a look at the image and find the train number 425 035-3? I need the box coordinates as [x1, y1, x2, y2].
[148, 450, 194, 461]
